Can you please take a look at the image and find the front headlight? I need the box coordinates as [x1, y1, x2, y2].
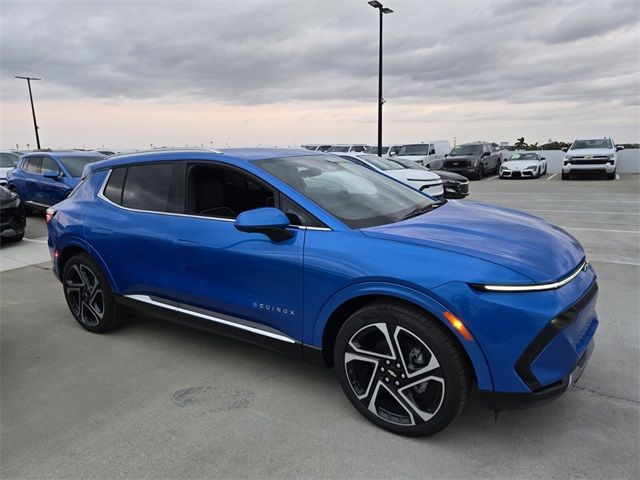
[500, 165, 509, 170]
[607, 154, 617, 162]
[563, 156, 571, 161]
[525, 166, 538, 170]
[473, 260, 589, 292]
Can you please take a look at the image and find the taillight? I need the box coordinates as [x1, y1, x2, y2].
[45, 207, 57, 223]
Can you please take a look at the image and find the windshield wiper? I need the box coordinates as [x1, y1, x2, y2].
[400, 205, 435, 221]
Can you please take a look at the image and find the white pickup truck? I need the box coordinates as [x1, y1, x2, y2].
[562, 138, 622, 180]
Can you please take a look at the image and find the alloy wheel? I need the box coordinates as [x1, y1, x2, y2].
[65, 264, 105, 327]
[344, 322, 445, 426]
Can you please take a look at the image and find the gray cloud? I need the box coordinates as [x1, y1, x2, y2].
[1, 0, 638, 110]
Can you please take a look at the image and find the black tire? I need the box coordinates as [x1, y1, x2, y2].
[476, 164, 484, 180]
[334, 301, 471, 437]
[606, 171, 616, 180]
[62, 253, 123, 333]
[561, 172, 570, 180]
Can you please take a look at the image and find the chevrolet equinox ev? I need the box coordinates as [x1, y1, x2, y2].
[47, 148, 598, 436]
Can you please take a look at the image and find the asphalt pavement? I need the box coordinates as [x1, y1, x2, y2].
[1, 174, 638, 479]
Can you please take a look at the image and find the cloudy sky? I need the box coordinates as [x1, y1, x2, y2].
[1, 0, 638, 149]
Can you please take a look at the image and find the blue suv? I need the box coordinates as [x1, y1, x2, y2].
[7, 151, 105, 214]
[47, 149, 598, 436]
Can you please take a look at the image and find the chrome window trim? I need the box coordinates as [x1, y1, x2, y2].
[477, 260, 589, 292]
[97, 168, 333, 230]
[125, 294, 296, 344]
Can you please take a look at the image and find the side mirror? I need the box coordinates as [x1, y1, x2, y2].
[561, 147, 568, 152]
[429, 149, 436, 155]
[234, 207, 293, 242]
[616, 145, 624, 151]
[482, 152, 489, 158]
[43, 170, 62, 180]
[540, 157, 546, 160]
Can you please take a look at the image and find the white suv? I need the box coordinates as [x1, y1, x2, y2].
[562, 138, 622, 180]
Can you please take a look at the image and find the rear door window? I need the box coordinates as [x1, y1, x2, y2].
[24, 157, 43, 173]
[117, 163, 175, 212]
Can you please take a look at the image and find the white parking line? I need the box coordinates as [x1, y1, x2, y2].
[546, 173, 557, 180]
[528, 209, 639, 216]
[616, 173, 620, 180]
[22, 238, 48, 244]
[563, 227, 640, 234]
[485, 175, 499, 181]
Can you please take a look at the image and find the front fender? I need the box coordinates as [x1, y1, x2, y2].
[309, 281, 493, 390]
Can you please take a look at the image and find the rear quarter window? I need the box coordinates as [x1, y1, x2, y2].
[103, 167, 126, 205]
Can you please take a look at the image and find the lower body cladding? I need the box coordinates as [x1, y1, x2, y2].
[116, 294, 323, 363]
[432, 267, 599, 409]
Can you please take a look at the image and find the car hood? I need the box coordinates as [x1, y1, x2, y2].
[567, 148, 614, 156]
[361, 200, 584, 283]
[502, 160, 540, 169]
[387, 169, 441, 182]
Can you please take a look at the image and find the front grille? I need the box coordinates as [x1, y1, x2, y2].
[445, 160, 469, 168]
[569, 159, 608, 165]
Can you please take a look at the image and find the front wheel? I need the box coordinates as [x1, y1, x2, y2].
[334, 302, 471, 436]
[476, 164, 484, 180]
[62, 253, 123, 333]
[606, 170, 616, 180]
[561, 172, 570, 180]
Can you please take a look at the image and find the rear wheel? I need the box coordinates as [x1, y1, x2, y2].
[62, 253, 123, 333]
[334, 302, 470, 436]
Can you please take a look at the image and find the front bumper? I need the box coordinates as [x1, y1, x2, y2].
[478, 339, 594, 410]
[563, 162, 615, 173]
[501, 169, 536, 178]
[442, 180, 469, 198]
[432, 261, 598, 395]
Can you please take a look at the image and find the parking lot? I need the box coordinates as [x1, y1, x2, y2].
[1, 174, 638, 479]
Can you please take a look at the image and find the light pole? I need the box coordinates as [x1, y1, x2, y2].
[368, 1, 393, 156]
[14, 76, 42, 149]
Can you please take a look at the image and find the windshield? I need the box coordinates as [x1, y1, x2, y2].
[450, 145, 482, 156]
[327, 145, 350, 152]
[364, 146, 390, 154]
[0, 152, 20, 167]
[60, 155, 104, 177]
[509, 153, 539, 161]
[256, 155, 435, 228]
[397, 144, 429, 156]
[387, 157, 428, 170]
[570, 139, 613, 150]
